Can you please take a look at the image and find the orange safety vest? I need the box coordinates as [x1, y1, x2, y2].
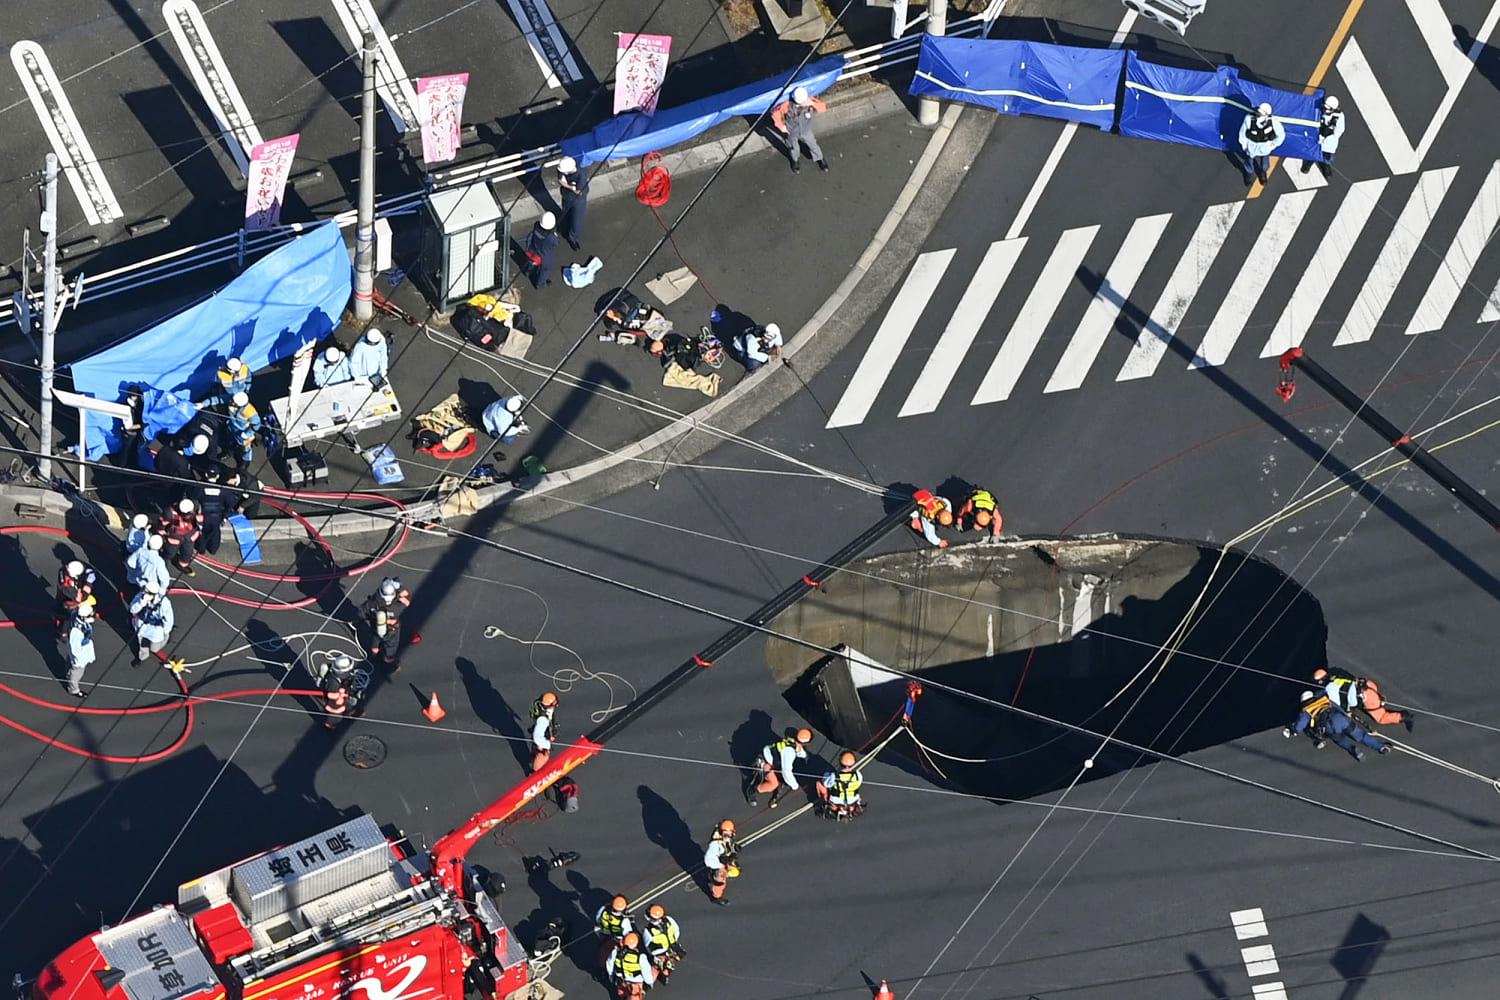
[913, 489, 944, 520]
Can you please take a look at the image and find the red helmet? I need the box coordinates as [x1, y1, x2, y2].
[839, 751, 856, 770]
[937, 510, 954, 526]
[647, 904, 665, 921]
[1312, 669, 1328, 682]
[718, 819, 735, 835]
[541, 692, 558, 707]
[610, 895, 627, 913]
[975, 510, 992, 527]
[795, 728, 812, 744]
[622, 932, 640, 949]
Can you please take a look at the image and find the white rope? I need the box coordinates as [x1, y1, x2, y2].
[1383, 735, 1500, 792]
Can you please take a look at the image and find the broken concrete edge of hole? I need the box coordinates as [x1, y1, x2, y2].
[761, 535, 1328, 801]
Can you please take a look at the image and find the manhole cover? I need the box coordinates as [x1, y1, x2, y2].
[343, 734, 387, 769]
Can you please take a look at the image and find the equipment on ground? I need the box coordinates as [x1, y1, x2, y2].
[29, 811, 547, 1000]
[1120, 0, 1205, 35]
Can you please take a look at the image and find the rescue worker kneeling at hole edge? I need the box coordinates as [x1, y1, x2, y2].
[911, 488, 954, 548]
[595, 895, 634, 969]
[361, 577, 410, 670]
[1315, 667, 1413, 732]
[642, 905, 683, 983]
[605, 931, 655, 999]
[1284, 690, 1389, 761]
[955, 487, 1002, 538]
[816, 750, 865, 818]
[748, 727, 810, 808]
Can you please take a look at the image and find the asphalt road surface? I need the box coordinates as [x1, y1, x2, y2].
[6, 1, 1500, 999]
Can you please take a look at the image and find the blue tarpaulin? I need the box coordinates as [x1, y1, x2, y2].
[1119, 53, 1323, 160]
[909, 36, 1124, 130]
[560, 56, 844, 168]
[72, 220, 351, 458]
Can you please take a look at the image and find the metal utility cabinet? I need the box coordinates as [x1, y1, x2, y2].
[419, 182, 510, 307]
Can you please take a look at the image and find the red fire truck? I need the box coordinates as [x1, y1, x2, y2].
[29, 810, 551, 1000]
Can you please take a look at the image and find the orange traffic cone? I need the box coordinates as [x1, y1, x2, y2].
[423, 692, 446, 722]
[874, 981, 895, 1000]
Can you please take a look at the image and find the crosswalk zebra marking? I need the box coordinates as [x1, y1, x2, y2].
[971, 225, 1099, 405]
[1045, 213, 1172, 394]
[1334, 166, 1458, 345]
[1191, 190, 1318, 369]
[826, 249, 956, 429]
[899, 239, 1027, 417]
[1406, 160, 1500, 336]
[1261, 178, 1389, 358]
[1116, 202, 1244, 382]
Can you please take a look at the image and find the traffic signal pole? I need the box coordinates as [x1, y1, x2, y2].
[1276, 347, 1500, 531]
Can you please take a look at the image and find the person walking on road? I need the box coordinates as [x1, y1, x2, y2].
[772, 86, 829, 173]
[195, 465, 231, 556]
[748, 726, 810, 808]
[129, 581, 174, 665]
[524, 212, 559, 288]
[702, 819, 739, 906]
[361, 577, 410, 670]
[556, 156, 590, 251]
[1301, 94, 1345, 179]
[1315, 667, 1412, 731]
[1284, 690, 1389, 761]
[64, 601, 97, 697]
[530, 692, 558, 772]
[1239, 102, 1285, 186]
[127, 534, 172, 593]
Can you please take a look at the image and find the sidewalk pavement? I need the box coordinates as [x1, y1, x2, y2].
[1, 81, 980, 542]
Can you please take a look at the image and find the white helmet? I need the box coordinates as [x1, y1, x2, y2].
[324, 346, 344, 362]
[792, 86, 810, 105]
[144, 580, 162, 595]
[505, 396, 524, 413]
[178, 497, 196, 514]
[364, 328, 384, 344]
[763, 323, 780, 339]
[1300, 690, 1316, 703]
[558, 155, 577, 174]
[231, 391, 249, 407]
[379, 577, 400, 598]
[1324, 95, 1340, 111]
[225, 356, 243, 374]
[147, 534, 164, 551]
[1256, 102, 1273, 117]
[539, 211, 556, 231]
[131, 513, 150, 530]
[332, 654, 354, 673]
[191, 433, 210, 456]
[66, 560, 84, 578]
[76, 602, 95, 619]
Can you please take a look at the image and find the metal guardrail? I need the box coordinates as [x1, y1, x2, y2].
[1, 13, 989, 333]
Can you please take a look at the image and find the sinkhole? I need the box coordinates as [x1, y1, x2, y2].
[764, 536, 1327, 801]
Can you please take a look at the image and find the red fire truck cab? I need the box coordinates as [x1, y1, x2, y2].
[32, 814, 533, 1000]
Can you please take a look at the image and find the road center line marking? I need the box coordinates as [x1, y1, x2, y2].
[1004, 8, 1135, 240]
[1248, 0, 1367, 198]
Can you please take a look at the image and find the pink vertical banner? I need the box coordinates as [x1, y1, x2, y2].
[418, 73, 469, 164]
[614, 34, 671, 115]
[244, 134, 300, 231]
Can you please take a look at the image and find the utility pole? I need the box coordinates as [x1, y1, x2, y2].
[916, 0, 947, 126]
[353, 32, 377, 322]
[38, 153, 58, 481]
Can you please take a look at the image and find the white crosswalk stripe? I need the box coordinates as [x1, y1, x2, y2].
[1191, 191, 1316, 369]
[826, 249, 956, 429]
[826, 161, 1500, 429]
[1116, 202, 1243, 381]
[1260, 178, 1388, 358]
[1334, 166, 1458, 345]
[899, 239, 1026, 417]
[1045, 213, 1171, 393]
[971, 226, 1099, 405]
[1406, 160, 1500, 336]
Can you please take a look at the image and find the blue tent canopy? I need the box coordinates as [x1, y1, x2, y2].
[561, 56, 845, 168]
[71, 220, 352, 458]
[910, 36, 1124, 130]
